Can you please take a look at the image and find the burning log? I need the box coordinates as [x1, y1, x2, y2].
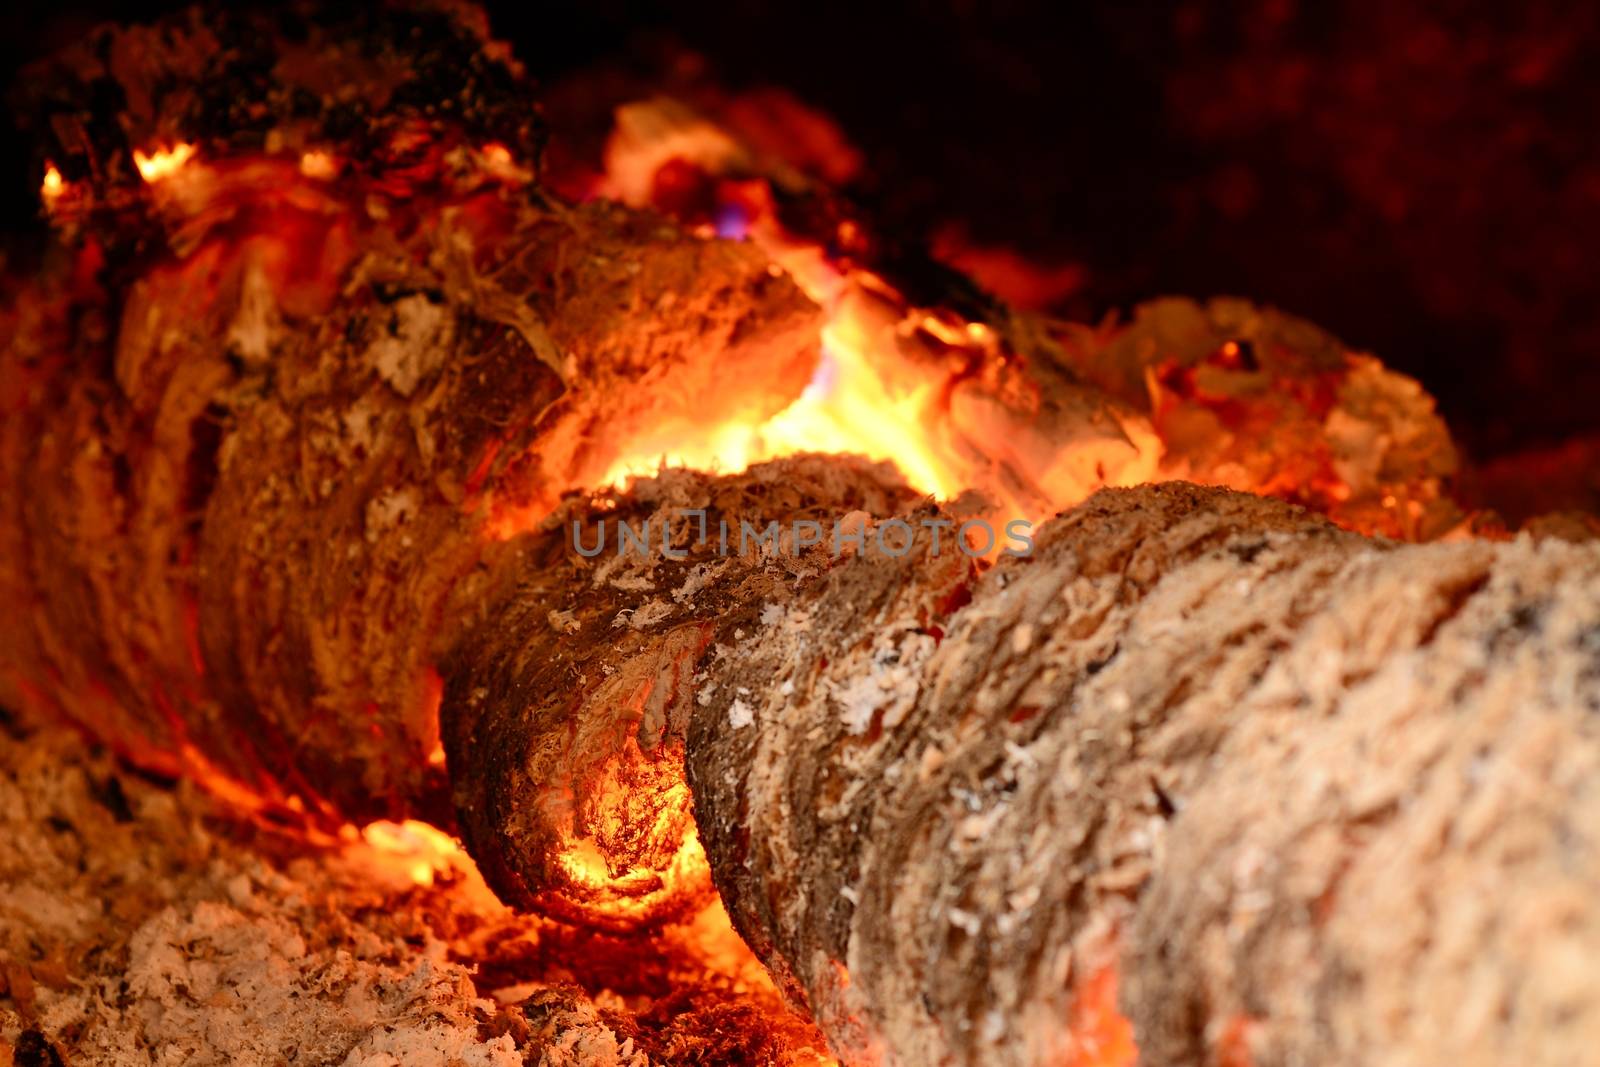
[457, 470, 1600, 1065]
[442, 455, 922, 930]
[0, 1, 835, 822]
[6, 3, 1600, 1066]
[1, 0, 1162, 827]
[1051, 297, 1463, 540]
[0, 179, 820, 822]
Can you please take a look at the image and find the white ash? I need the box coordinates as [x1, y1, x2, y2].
[0, 714, 806, 1067]
[367, 295, 455, 398]
[626, 598, 675, 630]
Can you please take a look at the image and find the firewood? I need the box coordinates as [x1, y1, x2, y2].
[1, 0, 1471, 843]
[441, 470, 1599, 1065]
[694, 481, 1600, 1065]
[7, 5, 1599, 1066]
[594, 97, 1465, 541]
[2, 0, 1158, 829]
[441, 455, 922, 929]
[1, 154, 822, 822]
[1051, 297, 1463, 539]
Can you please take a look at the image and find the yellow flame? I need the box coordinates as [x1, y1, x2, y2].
[361, 818, 462, 886]
[133, 142, 197, 183]
[41, 164, 64, 201]
[593, 132, 1161, 521]
[596, 356, 834, 489]
[599, 297, 960, 500]
[595, 286, 1125, 519]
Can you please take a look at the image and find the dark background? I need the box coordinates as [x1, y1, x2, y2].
[6, 1, 1599, 461]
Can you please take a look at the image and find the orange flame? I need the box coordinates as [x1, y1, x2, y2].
[599, 324, 957, 500]
[133, 142, 197, 183]
[595, 245, 1159, 522]
[595, 108, 1160, 523]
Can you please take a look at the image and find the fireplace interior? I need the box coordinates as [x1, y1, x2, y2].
[2, 3, 1599, 1066]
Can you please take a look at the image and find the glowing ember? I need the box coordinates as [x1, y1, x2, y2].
[360, 818, 462, 886]
[537, 733, 717, 928]
[1065, 965, 1138, 1067]
[133, 142, 197, 182]
[41, 163, 64, 200]
[478, 141, 532, 183]
[299, 150, 339, 180]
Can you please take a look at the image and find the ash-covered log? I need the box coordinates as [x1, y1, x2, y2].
[442, 455, 923, 930]
[690, 481, 1600, 1066]
[458, 470, 1600, 1065]
[1, 177, 819, 821]
[1, 1, 826, 822]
